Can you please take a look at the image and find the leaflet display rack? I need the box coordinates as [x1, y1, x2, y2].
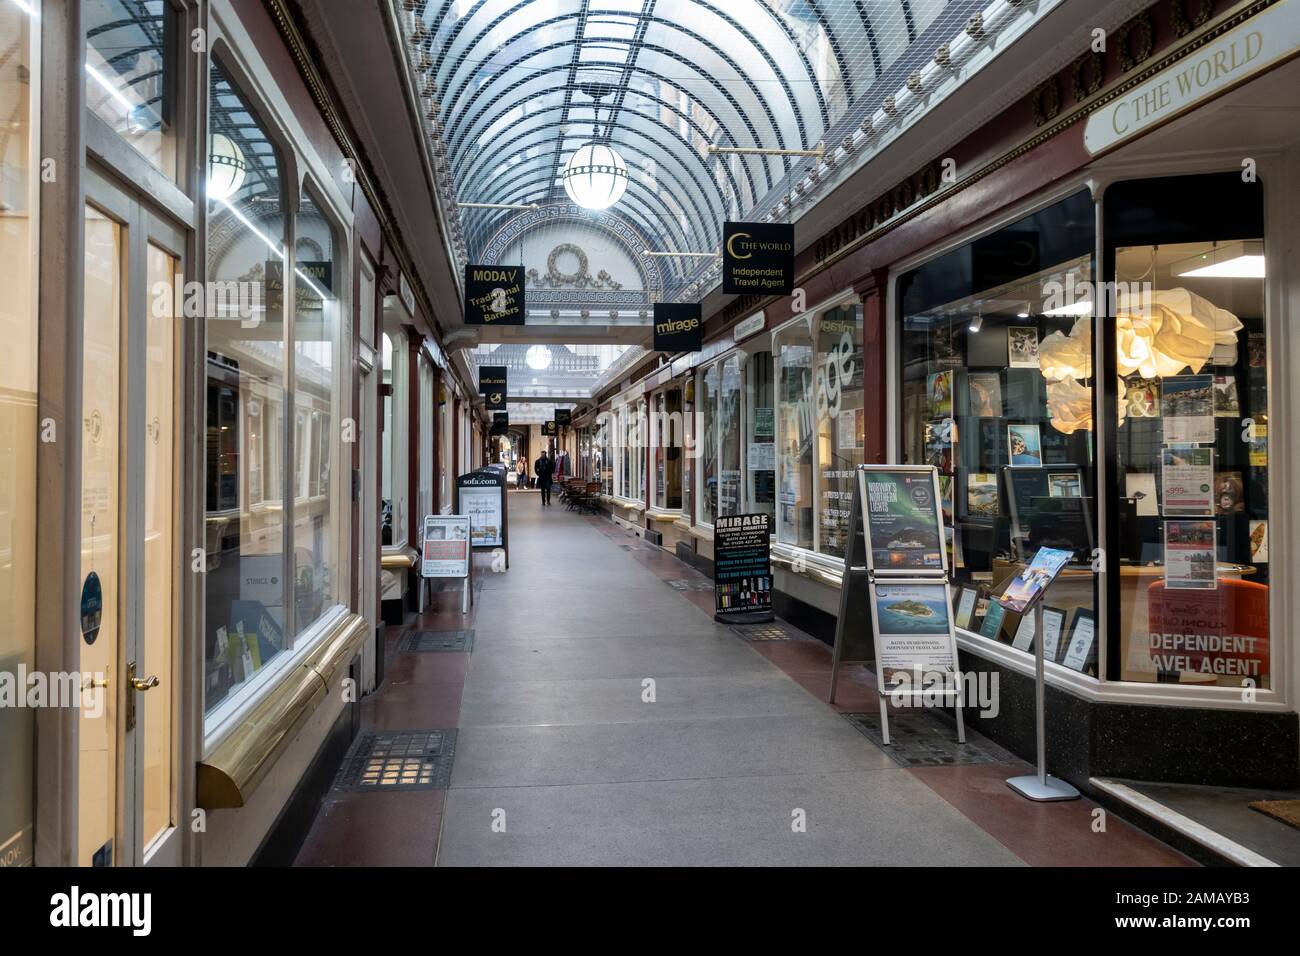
[829, 464, 965, 746]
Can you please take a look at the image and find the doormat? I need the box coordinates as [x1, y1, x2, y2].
[399, 629, 474, 653]
[842, 711, 1012, 768]
[1248, 800, 1300, 831]
[335, 730, 457, 792]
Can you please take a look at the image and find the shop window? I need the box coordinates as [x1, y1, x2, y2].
[774, 305, 864, 556]
[291, 187, 340, 636]
[815, 306, 864, 559]
[652, 389, 683, 509]
[1106, 173, 1270, 688]
[204, 60, 289, 715]
[718, 356, 742, 517]
[699, 365, 718, 523]
[745, 352, 776, 525]
[0, 0, 39, 867]
[898, 190, 1098, 672]
[84, 0, 178, 179]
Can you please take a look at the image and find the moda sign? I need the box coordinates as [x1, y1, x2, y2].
[464, 264, 526, 325]
[723, 221, 794, 296]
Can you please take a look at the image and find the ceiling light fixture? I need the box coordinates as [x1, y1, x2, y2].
[1173, 240, 1265, 279]
[562, 142, 628, 210]
[525, 345, 553, 370]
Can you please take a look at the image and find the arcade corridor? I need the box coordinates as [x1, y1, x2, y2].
[295, 493, 1188, 867]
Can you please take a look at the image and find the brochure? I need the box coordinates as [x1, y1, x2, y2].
[1162, 374, 1214, 444]
[1161, 447, 1214, 516]
[1164, 519, 1217, 590]
[996, 546, 1073, 614]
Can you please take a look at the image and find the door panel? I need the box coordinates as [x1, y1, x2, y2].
[141, 242, 177, 857]
[79, 203, 124, 867]
[79, 168, 185, 867]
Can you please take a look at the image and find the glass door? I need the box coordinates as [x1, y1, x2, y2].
[80, 168, 184, 866]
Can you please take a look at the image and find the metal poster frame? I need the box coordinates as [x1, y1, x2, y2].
[860, 464, 949, 578]
[829, 464, 964, 746]
[420, 514, 474, 614]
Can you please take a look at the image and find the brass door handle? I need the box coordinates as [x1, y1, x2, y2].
[130, 674, 160, 691]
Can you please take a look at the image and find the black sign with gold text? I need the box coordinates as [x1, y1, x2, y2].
[490, 412, 509, 436]
[542, 420, 558, 437]
[555, 408, 571, 428]
[652, 302, 702, 353]
[479, 365, 507, 409]
[464, 264, 526, 325]
[723, 221, 794, 296]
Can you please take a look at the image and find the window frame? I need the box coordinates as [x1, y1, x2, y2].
[766, 288, 861, 568]
[200, 29, 357, 748]
[884, 166, 1292, 713]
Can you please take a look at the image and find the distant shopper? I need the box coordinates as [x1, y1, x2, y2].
[517, 457, 527, 488]
[534, 451, 555, 506]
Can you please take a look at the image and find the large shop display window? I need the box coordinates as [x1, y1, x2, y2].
[292, 187, 340, 637]
[84, 0, 178, 179]
[652, 388, 683, 510]
[1, 0, 38, 867]
[204, 61, 289, 714]
[775, 301, 864, 557]
[203, 62, 345, 720]
[898, 191, 1099, 674]
[1105, 173, 1270, 689]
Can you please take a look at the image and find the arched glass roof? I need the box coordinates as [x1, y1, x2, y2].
[411, 0, 986, 287]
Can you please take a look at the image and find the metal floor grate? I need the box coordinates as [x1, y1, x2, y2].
[728, 621, 804, 641]
[666, 579, 713, 591]
[399, 629, 474, 652]
[335, 730, 457, 792]
[842, 712, 1011, 768]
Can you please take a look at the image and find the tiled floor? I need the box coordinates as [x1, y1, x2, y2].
[295, 492, 1193, 867]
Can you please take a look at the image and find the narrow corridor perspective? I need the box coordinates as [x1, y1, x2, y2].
[297, 492, 1189, 867]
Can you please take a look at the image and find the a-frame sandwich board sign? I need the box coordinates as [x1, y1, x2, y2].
[828, 464, 965, 746]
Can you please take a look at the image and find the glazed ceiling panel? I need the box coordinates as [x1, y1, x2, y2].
[411, 0, 989, 287]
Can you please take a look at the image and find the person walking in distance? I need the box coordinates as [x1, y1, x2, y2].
[534, 450, 555, 506]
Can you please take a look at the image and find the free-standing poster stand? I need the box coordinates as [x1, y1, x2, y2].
[994, 547, 1081, 802]
[455, 466, 510, 570]
[829, 464, 965, 746]
[421, 514, 474, 614]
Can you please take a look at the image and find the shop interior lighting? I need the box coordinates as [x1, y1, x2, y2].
[1173, 241, 1265, 278]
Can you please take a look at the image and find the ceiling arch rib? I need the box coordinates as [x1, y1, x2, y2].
[465, 171, 695, 276]
[462, 95, 751, 207]
[433, 3, 822, 151]
[410, 0, 963, 286]
[449, 61, 767, 198]
[456, 113, 744, 235]
[469, 187, 695, 284]
[460, 135, 719, 271]
[441, 33, 796, 182]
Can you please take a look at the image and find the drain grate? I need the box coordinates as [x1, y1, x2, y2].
[399, 629, 474, 652]
[666, 579, 713, 591]
[728, 621, 804, 641]
[335, 730, 457, 792]
[842, 712, 1011, 768]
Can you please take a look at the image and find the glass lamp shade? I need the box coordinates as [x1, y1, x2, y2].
[208, 132, 248, 201]
[562, 142, 629, 210]
[525, 345, 553, 370]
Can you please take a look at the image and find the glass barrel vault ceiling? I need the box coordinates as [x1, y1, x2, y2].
[469, 342, 634, 396]
[411, 0, 989, 291]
